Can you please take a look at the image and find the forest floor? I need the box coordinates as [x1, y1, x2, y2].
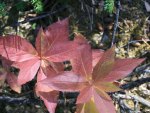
[0, 0, 150, 113]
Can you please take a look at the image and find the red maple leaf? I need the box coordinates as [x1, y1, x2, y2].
[0, 18, 81, 113]
[39, 34, 145, 113]
[73, 45, 144, 113]
[0, 18, 80, 85]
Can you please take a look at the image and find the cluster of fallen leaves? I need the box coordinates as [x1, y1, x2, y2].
[0, 18, 145, 113]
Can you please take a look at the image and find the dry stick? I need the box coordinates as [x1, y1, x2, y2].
[17, 7, 67, 26]
[0, 95, 39, 105]
[111, 0, 121, 47]
[0, 94, 76, 105]
[1, 6, 67, 29]
[121, 77, 150, 90]
[114, 93, 150, 108]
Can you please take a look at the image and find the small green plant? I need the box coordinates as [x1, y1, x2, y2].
[104, 0, 115, 14]
[31, 0, 43, 13]
[0, 2, 7, 16]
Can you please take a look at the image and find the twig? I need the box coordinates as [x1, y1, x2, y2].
[17, 7, 67, 26]
[0, 95, 40, 105]
[121, 77, 150, 90]
[111, 0, 121, 47]
[135, 63, 150, 73]
[1, 6, 67, 29]
[0, 94, 76, 105]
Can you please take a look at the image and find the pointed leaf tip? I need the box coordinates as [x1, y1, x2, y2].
[7, 73, 21, 93]
[102, 58, 145, 82]
[39, 91, 59, 103]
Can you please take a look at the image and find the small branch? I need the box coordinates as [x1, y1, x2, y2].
[16, 8, 66, 26]
[0, 95, 40, 105]
[135, 63, 150, 73]
[0, 94, 76, 105]
[1, 6, 67, 29]
[121, 77, 150, 90]
[111, 0, 121, 47]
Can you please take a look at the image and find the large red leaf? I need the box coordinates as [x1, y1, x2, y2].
[38, 71, 87, 92]
[0, 35, 37, 62]
[73, 45, 145, 113]
[0, 36, 41, 85]
[0, 18, 81, 86]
